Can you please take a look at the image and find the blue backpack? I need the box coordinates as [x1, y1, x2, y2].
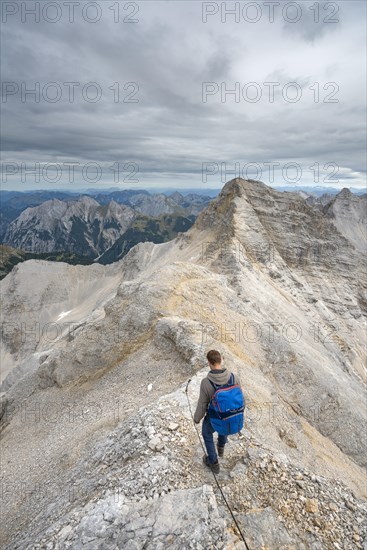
[207, 373, 245, 435]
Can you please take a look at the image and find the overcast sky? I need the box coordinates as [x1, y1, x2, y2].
[1, 0, 366, 191]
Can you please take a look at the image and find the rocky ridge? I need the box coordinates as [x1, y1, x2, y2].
[1, 179, 366, 548]
[2, 373, 366, 549]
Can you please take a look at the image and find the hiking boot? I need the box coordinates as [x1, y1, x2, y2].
[203, 454, 220, 474]
[217, 444, 225, 458]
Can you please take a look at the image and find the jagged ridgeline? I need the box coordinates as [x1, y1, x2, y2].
[0, 190, 210, 271]
[0, 179, 366, 549]
[0, 190, 209, 278]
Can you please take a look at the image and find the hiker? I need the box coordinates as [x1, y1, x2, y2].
[194, 350, 244, 474]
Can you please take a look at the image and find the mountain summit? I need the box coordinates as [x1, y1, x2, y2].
[1, 179, 366, 549]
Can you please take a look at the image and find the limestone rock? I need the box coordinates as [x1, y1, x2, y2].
[305, 499, 319, 513]
[1, 179, 366, 549]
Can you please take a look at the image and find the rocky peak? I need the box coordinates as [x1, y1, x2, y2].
[195, 178, 302, 228]
[323, 188, 366, 253]
[105, 199, 130, 214]
[18, 198, 68, 221]
[170, 191, 184, 203]
[335, 187, 353, 200]
[220, 177, 269, 197]
[78, 194, 100, 206]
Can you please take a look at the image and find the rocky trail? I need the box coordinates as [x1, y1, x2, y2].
[2, 370, 366, 550]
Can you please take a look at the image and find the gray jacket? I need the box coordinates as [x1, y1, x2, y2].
[193, 368, 242, 423]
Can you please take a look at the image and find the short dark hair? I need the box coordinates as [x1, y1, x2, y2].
[207, 350, 222, 366]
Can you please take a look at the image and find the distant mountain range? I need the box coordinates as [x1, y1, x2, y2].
[272, 185, 366, 196]
[1, 186, 365, 279]
[0, 189, 211, 239]
[0, 189, 209, 277]
[3, 196, 136, 258]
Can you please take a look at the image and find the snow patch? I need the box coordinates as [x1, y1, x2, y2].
[57, 310, 73, 321]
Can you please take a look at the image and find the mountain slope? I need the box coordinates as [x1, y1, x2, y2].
[2, 195, 204, 265]
[0, 190, 79, 240]
[97, 213, 195, 264]
[324, 188, 367, 253]
[0, 178, 366, 549]
[0, 244, 93, 280]
[0, 244, 27, 279]
[4, 197, 136, 258]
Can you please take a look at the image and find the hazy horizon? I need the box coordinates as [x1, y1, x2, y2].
[1, 182, 366, 195]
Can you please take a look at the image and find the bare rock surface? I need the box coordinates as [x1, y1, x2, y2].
[324, 188, 367, 253]
[1, 179, 366, 548]
[1, 374, 366, 549]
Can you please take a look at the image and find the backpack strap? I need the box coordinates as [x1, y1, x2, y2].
[208, 372, 234, 390]
[208, 378, 220, 391]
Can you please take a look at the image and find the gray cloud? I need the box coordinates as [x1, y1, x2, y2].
[1, 0, 366, 191]
[282, 0, 341, 42]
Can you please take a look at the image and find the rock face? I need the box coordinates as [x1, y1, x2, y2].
[0, 178, 366, 549]
[0, 190, 78, 241]
[0, 260, 123, 387]
[126, 192, 186, 217]
[305, 192, 335, 209]
[2, 194, 202, 263]
[4, 197, 136, 258]
[324, 188, 367, 253]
